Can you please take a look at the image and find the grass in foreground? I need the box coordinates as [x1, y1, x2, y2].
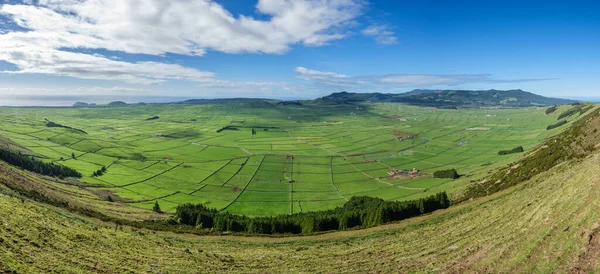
[2, 150, 600, 272]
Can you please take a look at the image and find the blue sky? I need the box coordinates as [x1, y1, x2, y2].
[0, 0, 598, 102]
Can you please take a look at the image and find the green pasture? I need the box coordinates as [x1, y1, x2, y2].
[0, 102, 589, 216]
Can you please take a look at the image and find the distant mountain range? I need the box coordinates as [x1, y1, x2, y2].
[312, 89, 574, 107]
[70, 89, 575, 108]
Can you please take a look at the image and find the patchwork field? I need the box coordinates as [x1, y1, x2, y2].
[0, 102, 588, 216]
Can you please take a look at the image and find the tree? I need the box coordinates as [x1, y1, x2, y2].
[0, 147, 81, 178]
[172, 192, 450, 235]
[71, 152, 76, 159]
[153, 201, 162, 213]
[498, 146, 525, 155]
[252, 128, 257, 138]
[433, 169, 460, 179]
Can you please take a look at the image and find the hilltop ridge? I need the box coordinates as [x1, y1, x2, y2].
[313, 89, 574, 107]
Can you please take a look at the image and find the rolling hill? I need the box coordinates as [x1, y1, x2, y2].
[314, 89, 574, 107]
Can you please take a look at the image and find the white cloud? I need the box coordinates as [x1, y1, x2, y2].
[361, 24, 398, 45]
[294, 66, 367, 88]
[75, 86, 141, 93]
[0, 0, 364, 87]
[1, 0, 364, 56]
[295, 66, 349, 80]
[0, 47, 216, 84]
[294, 67, 552, 90]
[0, 85, 139, 96]
[379, 74, 489, 86]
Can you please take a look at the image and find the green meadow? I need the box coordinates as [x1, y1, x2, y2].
[0, 102, 587, 216]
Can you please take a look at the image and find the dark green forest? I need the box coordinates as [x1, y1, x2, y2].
[0, 147, 81, 178]
[172, 192, 450, 234]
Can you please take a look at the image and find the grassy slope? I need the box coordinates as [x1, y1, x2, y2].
[2, 150, 600, 272]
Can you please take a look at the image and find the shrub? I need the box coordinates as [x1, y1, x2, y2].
[558, 105, 585, 120]
[547, 120, 567, 130]
[545, 106, 557, 115]
[153, 201, 162, 213]
[433, 169, 460, 179]
[216, 126, 239, 133]
[92, 166, 107, 177]
[130, 153, 147, 161]
[498, 146, 524, 155]
[46, 121, 87, 134]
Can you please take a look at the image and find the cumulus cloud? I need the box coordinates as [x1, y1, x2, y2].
[0, 0, 363, 56]
[0, 0, 364, 85]
[0, 47, 216, 84]
[361, 24, 398, 45]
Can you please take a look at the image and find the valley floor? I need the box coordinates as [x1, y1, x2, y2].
[1, 103, 580, 216]
[2, 151, 600, 272]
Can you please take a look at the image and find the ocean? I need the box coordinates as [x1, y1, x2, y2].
[568, 97, 600, 103]
[0, 95, 197, 107]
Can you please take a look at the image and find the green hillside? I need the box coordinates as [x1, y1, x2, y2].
[2, 108, 600, 272]
[0, 103, 599, 272]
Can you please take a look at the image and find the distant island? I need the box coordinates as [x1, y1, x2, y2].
[72, 101, 97, 107]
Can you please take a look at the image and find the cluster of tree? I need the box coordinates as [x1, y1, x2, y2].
[107, 101, 128, 107]
[579, 105, 595, 115]
[547, 120, 568, 130]
[216, 126, 240, 133]
[250, 126, 279, 129]
[153, 201, 162, 213]
[46, 121, 87, 134]
[172, 193, 450, 234]
[545, 106, 558, 115]
[433, 169, 460, 179]
[277, 100, 303, 106]
[558, 105, 585, 120]
[145, 116, 159, 120]
[0, 147, 81, 178]
[250, 127, 270, 137]
[72, 102, 96, 108]
[498, 146, 524, 155]
[130, 153, 147, 161]
[92, 166, 107, 177]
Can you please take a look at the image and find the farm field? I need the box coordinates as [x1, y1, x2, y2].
[0, 102, 588, 216]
